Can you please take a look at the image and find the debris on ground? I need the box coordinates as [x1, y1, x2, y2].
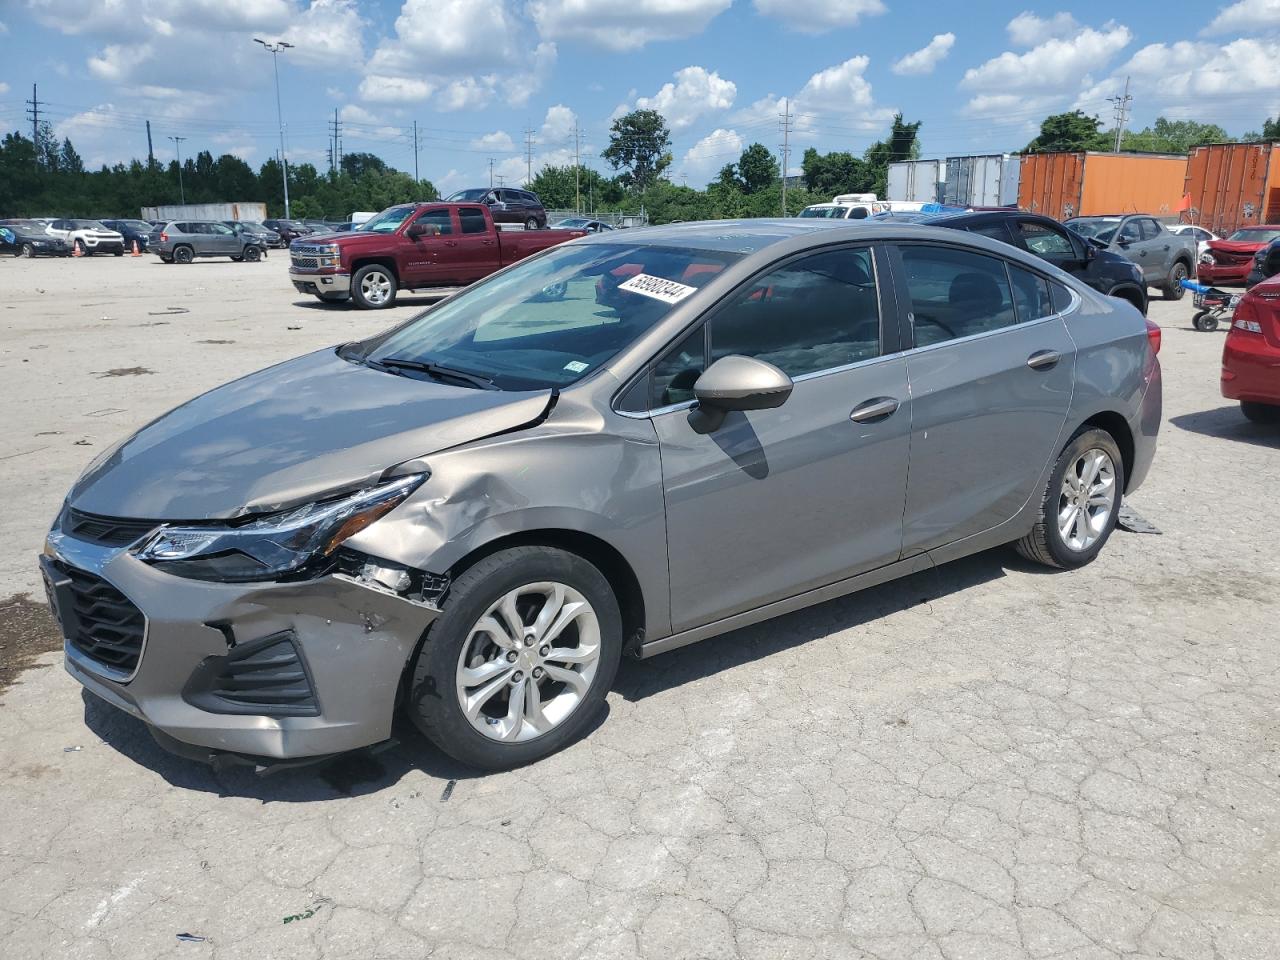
[63, 746, 82, 753]
[148, 307, 190, 316]
[95, 367, 155, 378]
[282, 897, 330, 925]
[1117, 502, 1162, 535]
[175, 933, 207, 943]
[440, 779, 457, 802]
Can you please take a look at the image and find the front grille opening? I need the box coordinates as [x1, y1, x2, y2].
[63, 507, 159, 548]
[183, 631, 320, 717]
[50, 560, 146, 675]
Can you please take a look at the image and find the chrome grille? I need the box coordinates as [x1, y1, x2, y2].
[291, 256, 319, 269]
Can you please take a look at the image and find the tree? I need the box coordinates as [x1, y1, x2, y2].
[59, 138, 84, 175]
[801, 148, 869, 196]
[529, 164, 621, 209]
[1025, 111, 1110, 153]
[736, 143, 778, 194]
[862, 113, 922, 197]
[340, 152, 386, 178]
[1120, 117, 1229, 153]
[602, 109, 671, 192]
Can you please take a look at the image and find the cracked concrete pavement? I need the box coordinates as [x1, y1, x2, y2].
[1, 255, 1279, 959]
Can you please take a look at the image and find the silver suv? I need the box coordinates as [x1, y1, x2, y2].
[44, 220, 1161, 771]
[149, 220, 267, 264]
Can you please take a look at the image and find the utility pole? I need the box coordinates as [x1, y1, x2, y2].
[496, 174, 506, 188]
[168, 135, 187, 205]
[25, 83, 42, 170]
[254, 38, 295, 217]
[488, 157, 495, 189]
[330, 108, 341, 174]
[145, 120, 155, 168]
[412, 120, 420, 184]
[779, 97, 793, 216]
[573, 123, 582, 214]
[1108, 76, 1132, 153]
[523, 126, 534, 185]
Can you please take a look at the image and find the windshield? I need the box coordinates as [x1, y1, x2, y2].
[357, 207, 416, 233]
[72, 220, 109, 230]
[1227, 228, 1280, 243]
[798, 206, 839, 218]
[555, 219, 589, 228]
[360, 243, 743, 390]
[1065, 218, 1122, 242]
[447, 189, 490, 202]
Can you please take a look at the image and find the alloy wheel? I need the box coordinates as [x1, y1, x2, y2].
[360, 270, 392, 305]
[1058, 448, 1116, 552]
[454, 581, 601, 743]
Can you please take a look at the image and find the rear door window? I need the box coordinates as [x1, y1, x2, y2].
[1008, 264, 1054, 322]
[967, 221, 1014, 245]
[1139, 219, 1163, 240]
[899, 245, 1017, 347]
[458, 207, 488, 234]
[1017, 220, 1076, 259]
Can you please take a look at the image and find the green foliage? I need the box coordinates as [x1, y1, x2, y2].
[736, 143, 779, 194]
[602, 109, 672, 191]
[802, 147, 870, 196]
[1024, 111, 1111, 153]
[861, 113, 922, 197]
[1119, 117, 1229, 153]
[0, 129, 435, 219]
[528, 165, 622, 209]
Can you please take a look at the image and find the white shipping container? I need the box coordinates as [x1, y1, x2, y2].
[943, 155, 1020, 208]
[886, 160, 944, 203]
[140, 202, 268, 222]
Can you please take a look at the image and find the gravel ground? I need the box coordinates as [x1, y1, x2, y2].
[1, 253, 1278, 960]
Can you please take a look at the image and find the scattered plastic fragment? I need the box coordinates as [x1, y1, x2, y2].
[440, 779, 457, 802]
[283, 897, 330, 925]
[1117, 502, 1161, 535]
[175, 933, 206, 943]
[63, 746, 82, 752]
[148, 307, 190, 316]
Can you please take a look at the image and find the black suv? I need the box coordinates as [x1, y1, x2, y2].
[886, 210, 1149, 315]
[101, 218, 153, 253]
[445, 187, 547, 229]
[262, 219, 313, 244]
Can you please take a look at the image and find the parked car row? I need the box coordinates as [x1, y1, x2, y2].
[0, 216, 287, 258]
[148, 220, 274, 263]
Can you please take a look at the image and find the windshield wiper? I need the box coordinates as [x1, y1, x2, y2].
[374, 357, 497, 390]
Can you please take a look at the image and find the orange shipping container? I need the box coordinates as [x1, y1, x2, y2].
[1018, 152, 1188, 220]
[1182, 142, 1280, 235]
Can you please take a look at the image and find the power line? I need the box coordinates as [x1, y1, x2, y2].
[1108, 76, 1133, 153]
[779, 97, 793, 216]
[412, 119, 421, 183]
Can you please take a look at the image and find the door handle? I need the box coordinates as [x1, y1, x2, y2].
[849, 397, 899, 422]
[481, 239, 494, 245]
[443, 240, 457, 247]
[1027, 350, 1060, 370]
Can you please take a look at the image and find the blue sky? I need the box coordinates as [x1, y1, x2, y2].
[1, 0, 1278, 195]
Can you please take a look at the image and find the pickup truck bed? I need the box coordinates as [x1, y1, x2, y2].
[289, 203, 587, 309]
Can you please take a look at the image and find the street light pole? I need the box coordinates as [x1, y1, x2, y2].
[254, 38, 294, 219]
[168, 135, 187, 205]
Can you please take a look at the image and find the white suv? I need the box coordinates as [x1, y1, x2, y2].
[45, 219, 126, 256]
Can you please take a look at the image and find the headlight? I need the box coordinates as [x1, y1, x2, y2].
[135, 474, 425, 582]
[1199, 252, 1213, 264]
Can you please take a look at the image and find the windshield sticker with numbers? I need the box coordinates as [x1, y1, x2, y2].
[616, 273, 698, 304]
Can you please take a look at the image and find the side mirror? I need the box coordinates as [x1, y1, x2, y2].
[1116, 236, 1131, 247]
[691, 355, 793, 431]
[407, 223, 434, 239]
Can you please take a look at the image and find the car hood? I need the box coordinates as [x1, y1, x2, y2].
[1209, 239, 1266, 254]
[69, 348, 554, 521]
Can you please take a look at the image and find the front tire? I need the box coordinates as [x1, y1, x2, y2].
[244, 246, 261, 262]
[351, 264, 397, 309]
[1241, 401, 1280, 424]
[20, 243, 34, 258]
[1015, 428, 1124, 569]
[1162, 261, 1189, 300]
[406, 546, 623, 770]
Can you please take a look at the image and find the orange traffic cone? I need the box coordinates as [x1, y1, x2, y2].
[72, 241, 83, 257]
[131, 240, 141, 257]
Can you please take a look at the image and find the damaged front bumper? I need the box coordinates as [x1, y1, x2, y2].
[44, 527, 438, 763]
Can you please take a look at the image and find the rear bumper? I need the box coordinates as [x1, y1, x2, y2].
[290, 269, 351, 296]
[1127, 356, 1162, 494]
[1222, 333, 1280, 405]
[45, 526, 437, 761]
[1198, 263, 1251, 284]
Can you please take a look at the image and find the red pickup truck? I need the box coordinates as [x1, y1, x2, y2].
[289, 203, 587, 309]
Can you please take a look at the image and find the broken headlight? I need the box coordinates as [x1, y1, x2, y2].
[134, 474, 425, 582]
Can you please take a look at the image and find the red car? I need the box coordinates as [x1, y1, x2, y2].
[1221, 274, 1280, 422]
[1199, 225, 1280, 285]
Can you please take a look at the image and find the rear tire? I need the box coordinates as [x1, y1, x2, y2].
[351, 264, 397, 309]
[406, 546, 623, 770]
[1015, 428, 1124, 570]
[173, 245, 194, 264]
[525, 217, 539, 230]
[1192, 311, 1218, 332]
[1162, 261, 1189, 300]
[1241, 401, 1280, 424]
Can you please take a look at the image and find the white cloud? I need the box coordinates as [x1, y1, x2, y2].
[1077, 38, 1280, 117]
[541, 105, 576, 143]
[0, 20, 8, 34]
[634, 66, 737, 132]
[279, 0, 366, 67]
[1203, 0, 1280, 35]
[338, 103, 403, 137]
[470, 130, 516, 152]
[529, 0, 730, 51]
[962, 19, 1131, 117]
[730, 56, 892, 141]
[87, 43, 155, 84]
[0, 82, 8, 95]
[752, 0, 885, 33]
[892, 33, 955, 76]
[681, 128, 744, 183]
[358, 74, 436, 103]
[1006, 11, 1080, 46]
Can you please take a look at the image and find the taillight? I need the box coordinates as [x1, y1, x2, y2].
[160, 232, 168, 242]
[1144, 317, 1162, 355]
[1231, 296, 1262, 334]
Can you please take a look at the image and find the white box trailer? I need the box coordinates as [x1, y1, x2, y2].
[943, 155, 1020, 208]
[886, 160, 945, 203]
[140, 202, 268, 222]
